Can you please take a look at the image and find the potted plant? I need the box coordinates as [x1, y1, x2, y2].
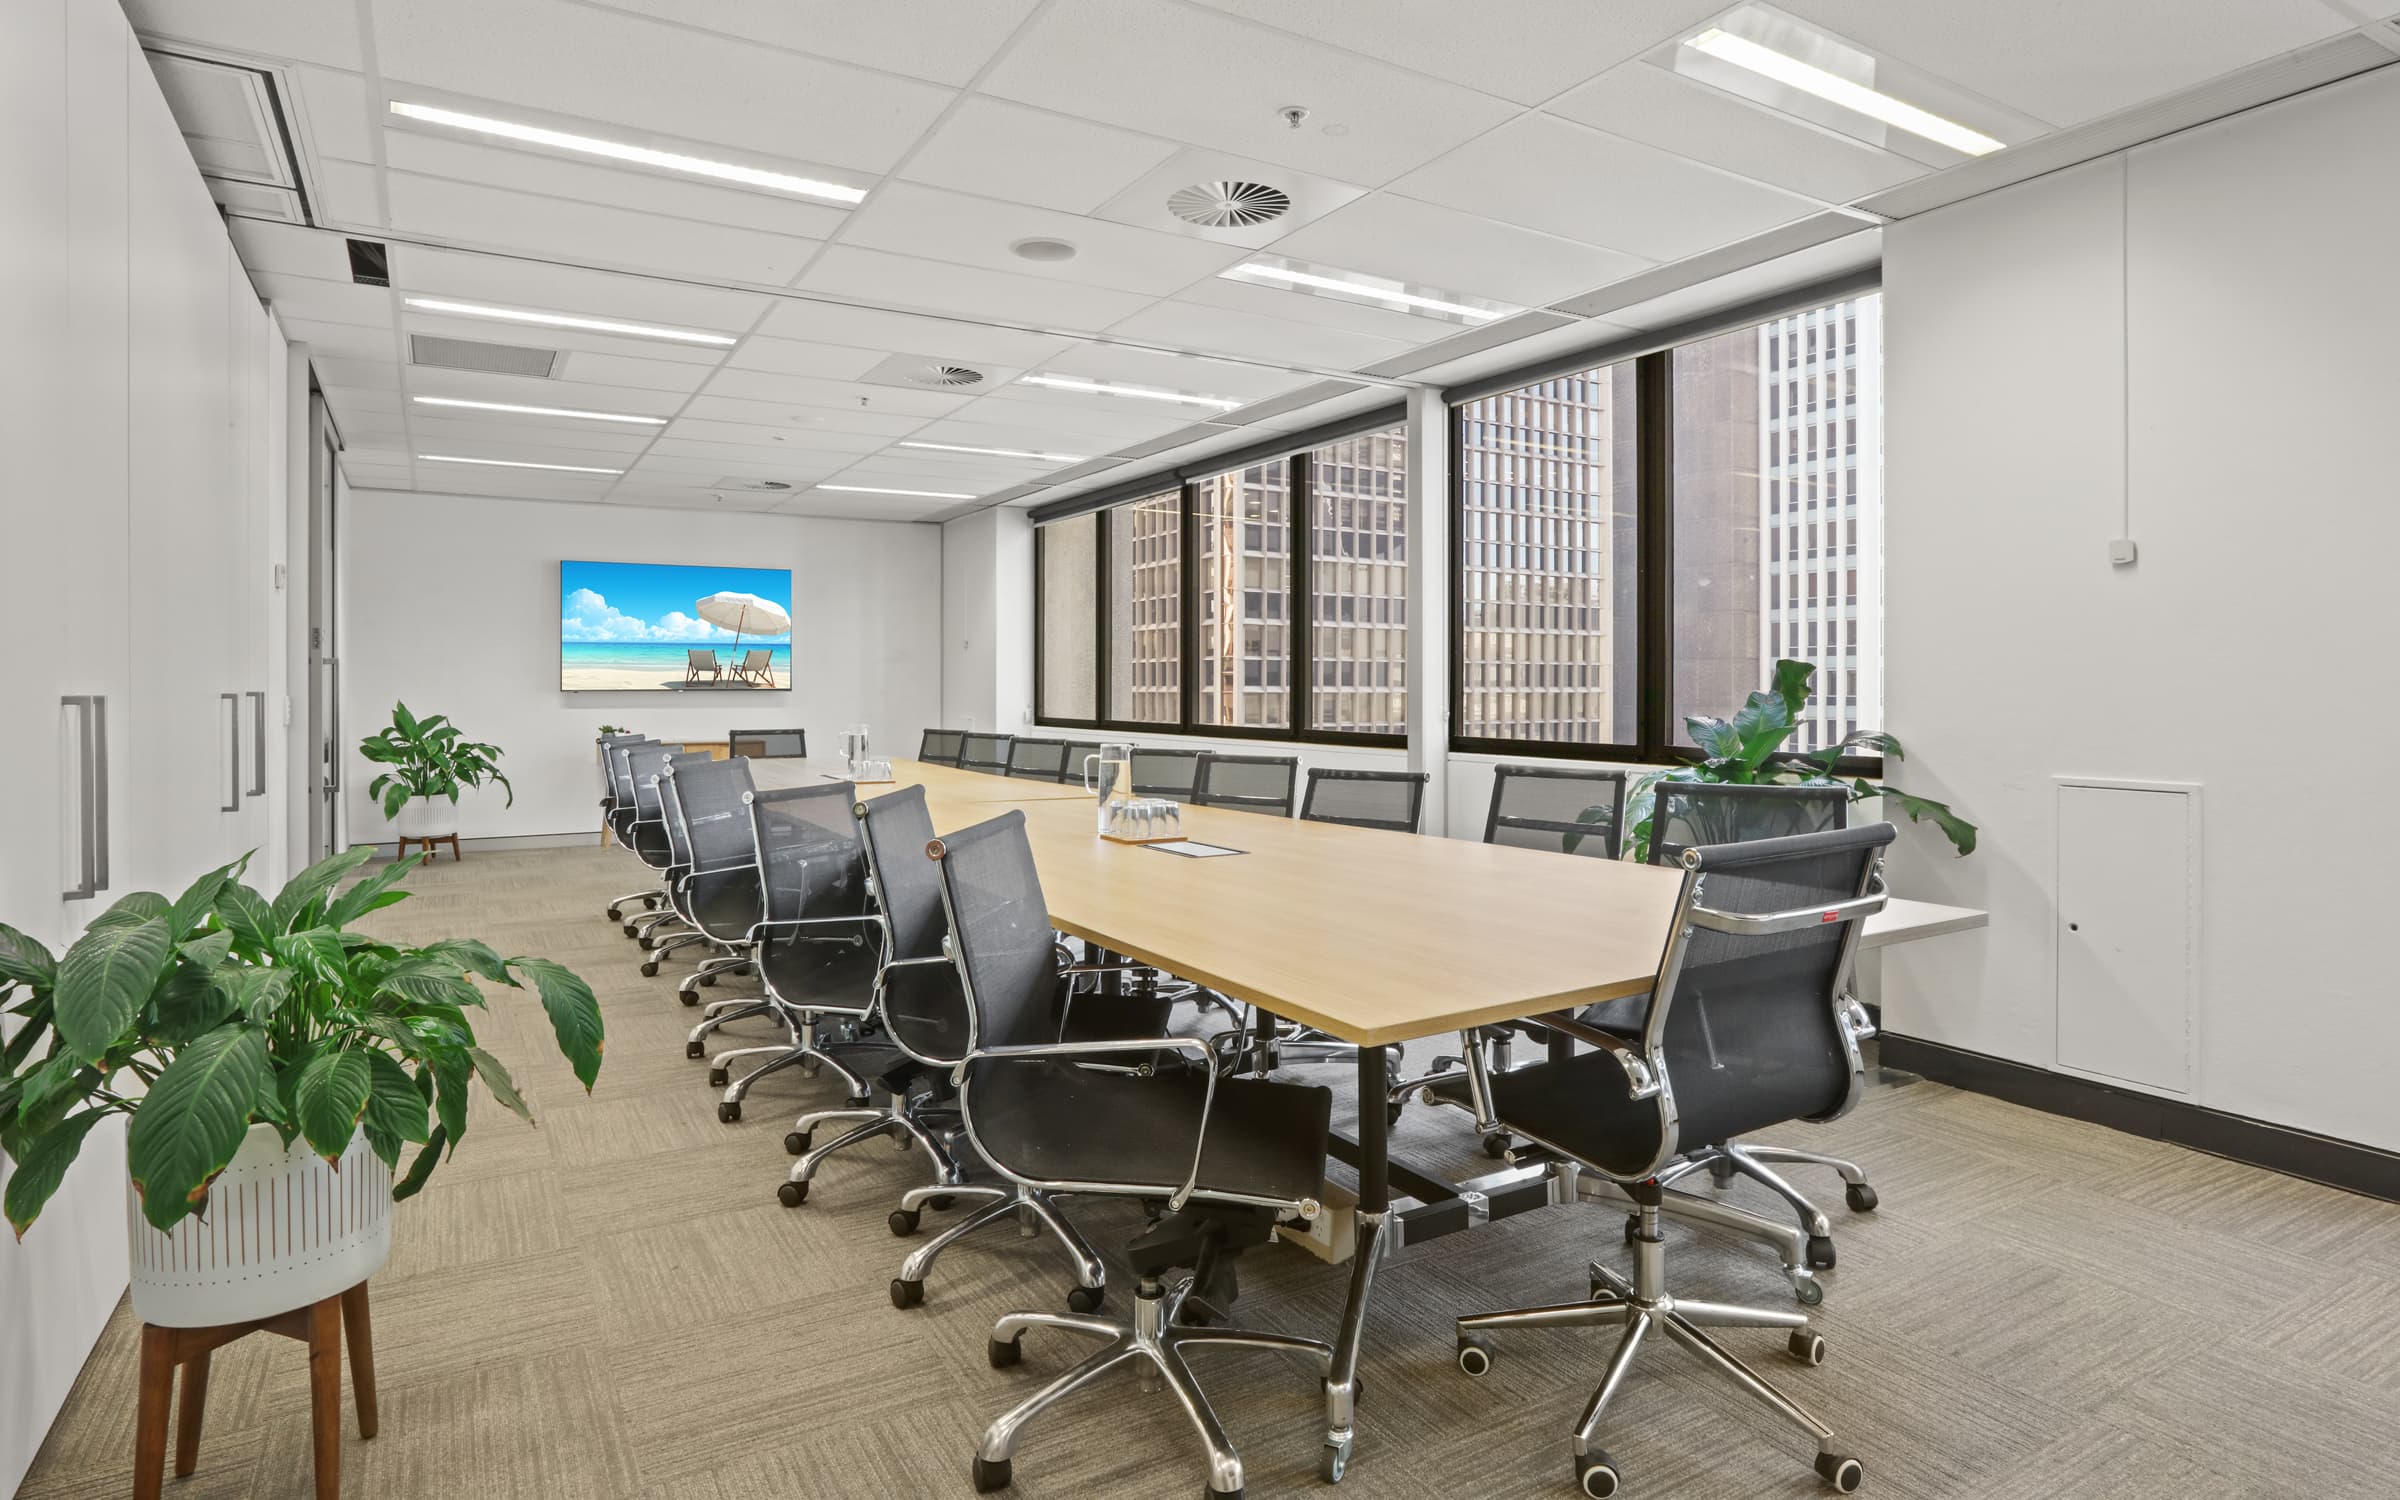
[1612, 660, 1978, 864]
[358, 702, 511, 841]
[0, 846, 602, 1328]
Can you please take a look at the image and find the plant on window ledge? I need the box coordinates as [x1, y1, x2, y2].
[359, 701, 511, 822]
[1613, 659, 1977, 865]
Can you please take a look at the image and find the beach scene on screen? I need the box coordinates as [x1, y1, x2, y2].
[561, 559, 794, 693]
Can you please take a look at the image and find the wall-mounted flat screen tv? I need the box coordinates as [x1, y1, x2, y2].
[560, 559, 793, 693]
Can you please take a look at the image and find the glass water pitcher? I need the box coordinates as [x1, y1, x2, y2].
[1082, 742, 1133, 836]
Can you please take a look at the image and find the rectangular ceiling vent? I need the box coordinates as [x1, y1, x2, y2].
[346, 239, 390, 286]
[408, 334, 560, 378]
[142, 49, 312, 225]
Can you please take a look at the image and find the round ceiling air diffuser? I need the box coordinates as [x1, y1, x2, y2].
[1168, 180, 1293, 229]
[907, 364, 986, 388]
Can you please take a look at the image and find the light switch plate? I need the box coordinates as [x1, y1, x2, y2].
[2109, 538, 2138, 566]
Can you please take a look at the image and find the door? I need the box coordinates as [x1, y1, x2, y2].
[307, 396, 341, 861]
[2055, 779, 2202, 1094]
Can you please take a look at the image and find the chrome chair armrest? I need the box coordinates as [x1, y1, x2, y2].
[1837, 993, 1877, 1043]
[1686, 890, 1887, 936]
[1522, 1010, 1663, 1100]
[949, 1035, 1222, 1211]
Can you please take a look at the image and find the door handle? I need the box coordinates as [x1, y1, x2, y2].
[61, 696, 106, 900]
[221, 692, 241, 813]
[246, 690, 267, 797]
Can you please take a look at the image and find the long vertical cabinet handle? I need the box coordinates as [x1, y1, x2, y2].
[61, 696, 98, 900]
[90, 696, 109, 891]
[246, 690, 267, 796]
[222, 692, 241, 812]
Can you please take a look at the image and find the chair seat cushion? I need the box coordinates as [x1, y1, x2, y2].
[967, 1060, 1329, 1206]
[1428, 1053, 1670, 1178]
[759, 931, 878, 1014]
[686, 874, 760, 939]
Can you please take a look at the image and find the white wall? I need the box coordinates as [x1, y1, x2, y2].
[341, 491, 942, 841]
[1881, 68, 2400, 1152]
[939, 507, 1032, 734]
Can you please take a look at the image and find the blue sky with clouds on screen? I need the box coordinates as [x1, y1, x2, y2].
[560, 560, 793, 643]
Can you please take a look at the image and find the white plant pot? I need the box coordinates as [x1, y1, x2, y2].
[393, 794, 455, 839]
[126, 1123, 393, 1328]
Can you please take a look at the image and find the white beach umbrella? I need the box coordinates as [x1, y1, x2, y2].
[694, 591, 791, 657]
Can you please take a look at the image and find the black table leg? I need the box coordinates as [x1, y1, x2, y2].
[1322, 1041, 1389, 1482]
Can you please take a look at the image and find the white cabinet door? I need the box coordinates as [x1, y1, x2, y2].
[2056, 780, 2202, 1094]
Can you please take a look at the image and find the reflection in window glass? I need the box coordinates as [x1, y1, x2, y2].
[1672, 293, 1882, 753]
[1193, 462, 1290, 728]
[1308, 425, 1408, 734]
[1037, 513, 1095, 721]
[1106, 491, 1181, 724]
[1455, 364, 1638, 744]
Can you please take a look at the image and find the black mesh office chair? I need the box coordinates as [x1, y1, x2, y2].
[1451, 824, 1891, 1499]
[920, 729, 966, 767]
[1191, 753, 1298, 816]
[1129, 747, 1203, 799]
[960, 732, 1015, 775]
[655, 757, 763, 1001]
[601, 736, 659, 924]
[1634, 782, 1873, 1266]
[1486, 764, 1629, 858]
[932, 811, 1336, 1500]
[1004, 737, 1073, 782]
[730, 727, 807, 759]
[1300, 768, 1427, 832]
[620, 743, 696, 946]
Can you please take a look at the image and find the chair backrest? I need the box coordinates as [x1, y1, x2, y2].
[673, 756, 759, 870]
[958, 732, 1014, 774]
[1645, 823, 1893, 1155]
[1128, 747, 1202, 799]
[687, 648, 717, 667]
[1301, 768, 1427, 833]
[730, 727, 807, 759]
[745, 781, 868, 928]
[918, 728, 965, 766]
[1648, 782, 1847, 867]
[856, 785, 969, 1065]
[1192, 753, 1298, 817]
[599, 734, 649, 802]
[627, 744, 685, 821]
[605, 738, 652, 806]
[927, 810, 1059, 1053]
[1485, 764, 1629, 859]
[1004, 737, 1072, 781]
[742, 648, 770, 668]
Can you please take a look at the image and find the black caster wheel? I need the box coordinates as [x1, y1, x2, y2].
[1791, 1275, 1824, 1307]
[988, 1334, 1024, 1368]
[788, 1129, 812, 1155]
[1844, 1183, 1878, 1213]
[1807, 1234, 1837, 1270]
[927, 1194, 956, 1211]
[1319, 1437, 1351, 1483]
[1576, 1450, 1622, 1498]
[716, 1100, 740, 1124]
[1456, 1333, 1495, 1377]
[621, 923, 639, 939]
[606, 905, 622, 922]
[777, 1179, 808, 1207]
[707, 1068, 729, 1088]
[678, 989, 699, 1007]
[1480, 1132, 1512, 1160]
[1788, 1330, 1828, 1366]
[1708, 1157, 1738, 1188]
[637, 934, 656, 952]
[1065, 1284, 1104, 1314]
[1815, 1452, 1863, 1493]
[639, 961, 660, 978]
[699, 972, 718, 987]
[889, 1207, 921, 1236]
[685, 1040, 705, 1059]
[641, 894, 660, 910]
[890, 1277, 925, 1309]
[971, 1455, 1011, 1493]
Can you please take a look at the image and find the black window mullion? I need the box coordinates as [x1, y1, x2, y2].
[1093, 505, 1111, 731]
[1031, 519, 1046, 725]
[1179, 479, 1199, 733]
[1289, 452, 1312, 738]
[1636, 351, 1674, 762]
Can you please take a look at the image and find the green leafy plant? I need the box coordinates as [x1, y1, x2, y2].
[359, 701, 512, 821]
[1616, 659, 1976, 864]
[0, 847, 602, 1238]
[595, 724, 629, 741]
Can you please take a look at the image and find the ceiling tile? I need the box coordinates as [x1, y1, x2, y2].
[753, 299, 1077, 368]
[839, 181, 1246, 295]
[676, 393, 928, 436]
[381, 132, 851, 241]
[384, 171, 823, 284]
[314, 355, 404, 388]
[661, 417, 902, 454]
[407, 414, 657, 453]
[293, 65, 374, 162]
[400, 368, 688, 415]
[1391, 113, 1825, 261]
[1262, 190, 1652, 307]
[580, 0, 1043, 86]
[900, 96, 1179, 214]
[1027, 345, 1310, 401]
[371, 0, 955, 172]
[1782, 0, 2356, 128]
[546, 350, 716, 394]
[697, 366, 969, 417]
[228, 220, 356, 280]
[793, 246, 1155, 334]
[318, 385, 405, 414]
[1172, 274, 1500, 347]
[1549, 64, 1930, 206]
[980, 0, 1518, 185]
[392, 244, 770, 332]
[281, 318, 398, 363]
[398, 310, 732, 368]
[1104, 298, 1417, 370]
[1184, 0, 1729, 106]
[123, 0, 365, 69]
[722, 336, 886, 381]
[918, 400, 1192, 446]
[313, 158, 383, 226]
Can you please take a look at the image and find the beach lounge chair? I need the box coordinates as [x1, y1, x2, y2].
[732, 648, 774, 685]
[685, 649, 723, 685]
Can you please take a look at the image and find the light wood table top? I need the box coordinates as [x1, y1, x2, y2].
[747, 756, 1095, 803]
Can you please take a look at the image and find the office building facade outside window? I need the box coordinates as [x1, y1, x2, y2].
[1192, 461, 1292, 729]
[1107, 491, 1180, 723]
[1037, 513, 1096, 721]
[1308, 426, 1408, 735]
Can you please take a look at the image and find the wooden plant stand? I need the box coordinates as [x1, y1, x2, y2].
[132, 1281, 378, 1500]
[396, 833, 461, 862]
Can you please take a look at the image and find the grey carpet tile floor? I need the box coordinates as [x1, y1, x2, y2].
[19, 845, 2400, 1499]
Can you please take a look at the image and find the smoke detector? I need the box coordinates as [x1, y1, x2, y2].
[1168, 180, 1293, 229]
[1010, 237, 1078, 263]
[905, 363, 986, 388]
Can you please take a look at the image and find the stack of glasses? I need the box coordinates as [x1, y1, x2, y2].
[1103, 797, 1182, 841]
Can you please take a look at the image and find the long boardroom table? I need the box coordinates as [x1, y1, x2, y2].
[749, 755, 1986, 1476]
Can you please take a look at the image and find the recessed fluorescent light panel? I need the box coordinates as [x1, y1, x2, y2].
[419, 454, 623, 474]
[1656, 4, 2036, 166]
[388, 101, 868, 204]
[1016, 374, 1242, 411]
[404, 296, 737, 346]
[413, 396, 665, 425]
[897, 440, 1088, 464]
[816, 484, 977, 499]
[1219, 256, 1515, 325]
